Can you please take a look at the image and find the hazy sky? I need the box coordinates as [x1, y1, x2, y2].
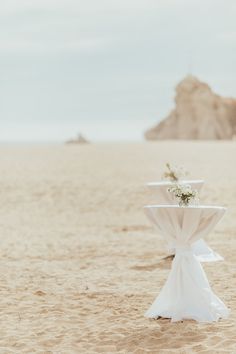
[0, 0, 236, 141]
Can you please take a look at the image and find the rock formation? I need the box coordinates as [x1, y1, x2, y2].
[145, 75, 236, 140]
[66, 133, 89, 144]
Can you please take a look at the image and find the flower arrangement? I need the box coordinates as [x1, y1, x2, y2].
[167, 184, 199, 207]
[163, 163, 188, 182]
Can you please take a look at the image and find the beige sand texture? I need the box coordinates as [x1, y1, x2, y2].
[0, 142, 235, 353]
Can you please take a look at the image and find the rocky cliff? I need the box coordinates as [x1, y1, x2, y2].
[145, 76, 236, 140]
[66, 133, 89, 144]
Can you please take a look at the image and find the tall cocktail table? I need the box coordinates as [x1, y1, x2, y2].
[144, 205, 229, 322]
[145, 181, 223, 262]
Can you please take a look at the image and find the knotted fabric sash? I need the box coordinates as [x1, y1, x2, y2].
[175, 243, 193, 256]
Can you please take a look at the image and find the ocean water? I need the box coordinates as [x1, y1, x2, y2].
[1, 118, 158, 143]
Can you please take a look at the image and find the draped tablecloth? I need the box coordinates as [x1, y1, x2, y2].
[146, 180, 204, 204]
[144, 205, 229, 322]
[145, 180, 223, 262]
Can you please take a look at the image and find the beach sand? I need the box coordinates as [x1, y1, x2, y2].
[0, 141, 235, 353]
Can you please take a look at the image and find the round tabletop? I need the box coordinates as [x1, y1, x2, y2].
[146, 179, 204, 187]
[144, 204, 226, 210]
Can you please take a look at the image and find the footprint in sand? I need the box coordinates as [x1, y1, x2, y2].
[113, 225, 151, 233]
[130, 256, 174, 271]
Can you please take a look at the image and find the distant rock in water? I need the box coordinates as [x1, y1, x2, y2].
[66, 133, 90, 144]
[145, 75, 236, 140]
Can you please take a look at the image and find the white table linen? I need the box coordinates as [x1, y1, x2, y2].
[144, 205, 229, 322]
[145, 180, 223, 262]
[146, 180, 204, 204]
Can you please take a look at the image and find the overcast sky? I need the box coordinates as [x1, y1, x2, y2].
[0, 0, 236, 141]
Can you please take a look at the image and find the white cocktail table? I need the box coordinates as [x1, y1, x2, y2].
[144, 205, 229, 322]
[146, 180, 223, 262]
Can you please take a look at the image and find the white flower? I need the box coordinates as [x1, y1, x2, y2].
[163, 163, 188, 182]
[168, 183, 199, 207]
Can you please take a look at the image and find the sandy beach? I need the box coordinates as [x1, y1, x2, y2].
[0, 141, 235, 353]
